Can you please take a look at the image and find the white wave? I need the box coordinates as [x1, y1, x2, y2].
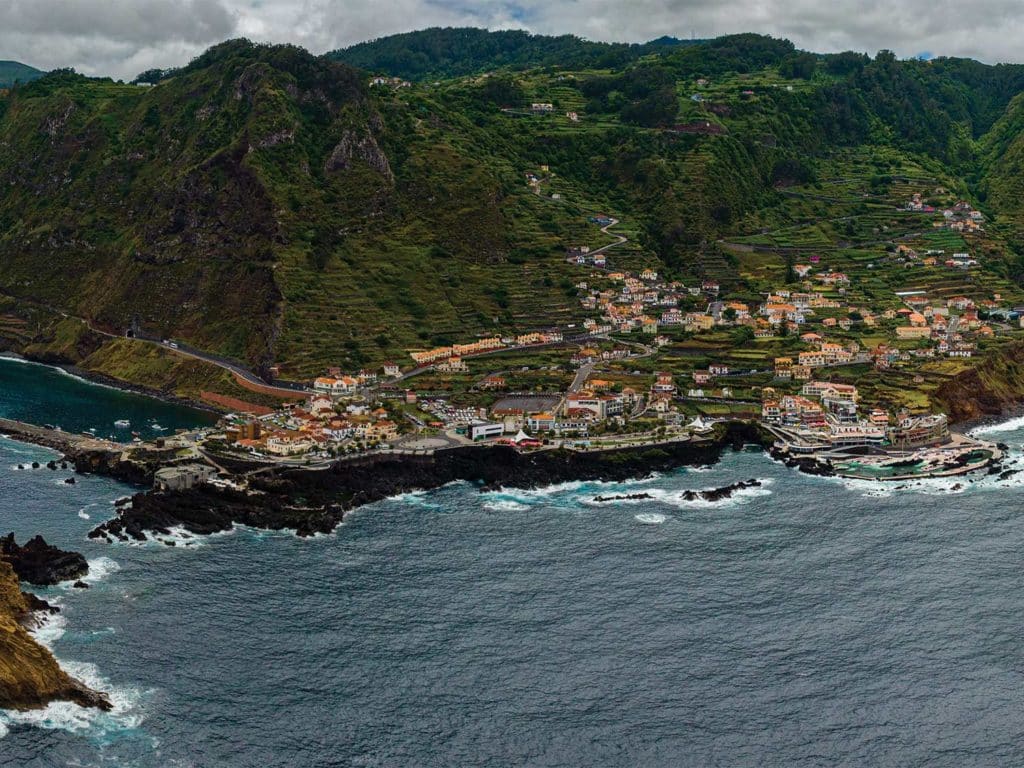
[971, 415, 1024, 436]
[387, 488, 446, 509]
[486, 479, 591, 499]
[817, 469, 1004, 498]
[78, 510, 91, 520]
[153, 526, 209, 548]
[115, 525, 211, 549]
[30, 607, 68, 645]
[80, 557, 121, 585]
[633, 480, 773, 509]
[483, 499, 530, 512]
[0, 657, 147, 742]
[635, 513, 667, 524]
[484, 477, 658, 504]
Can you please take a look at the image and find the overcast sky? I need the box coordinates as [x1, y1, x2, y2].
[4, 0, 1024, 80]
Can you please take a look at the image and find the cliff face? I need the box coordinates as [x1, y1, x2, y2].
[0, 560, 110, 712]
[935, 341, 1024, 424]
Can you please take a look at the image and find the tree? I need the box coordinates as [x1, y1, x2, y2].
[779, 52, 818, 80]
[733, 326, 755, 343]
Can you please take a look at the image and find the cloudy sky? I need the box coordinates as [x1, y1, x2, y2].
[4, 0, 1024, 80]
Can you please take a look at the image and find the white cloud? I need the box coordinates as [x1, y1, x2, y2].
[4, 0, 1024, 80]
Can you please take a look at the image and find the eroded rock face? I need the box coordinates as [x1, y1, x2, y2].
[0, 560, 110, 712]
[0, 534, 89, 586]
[324, 129, 394, 182]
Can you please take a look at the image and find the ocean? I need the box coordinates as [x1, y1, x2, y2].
[3, 358, 1024, 766]
[0, 356, 217, 440]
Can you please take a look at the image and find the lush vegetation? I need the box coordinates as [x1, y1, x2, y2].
[328, 27, 697, 81]
[3, 30, 1024, 389]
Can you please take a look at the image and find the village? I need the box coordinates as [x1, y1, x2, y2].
[161, 185, 1012, 482]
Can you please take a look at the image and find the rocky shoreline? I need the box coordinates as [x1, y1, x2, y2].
[88, 423, 772, 542]
[0, 537, 109, 712]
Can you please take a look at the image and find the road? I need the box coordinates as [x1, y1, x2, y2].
[140, 336, 308, 397]
[590, 217, 629, 256]
[0, 288, 309, 398]
[568, 362, 595, 393]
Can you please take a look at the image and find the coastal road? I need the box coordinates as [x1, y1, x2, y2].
[141, 337, 309, 398]
[0, 289, 309, 398]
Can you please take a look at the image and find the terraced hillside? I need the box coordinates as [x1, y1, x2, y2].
[3, 32, 1024, 394]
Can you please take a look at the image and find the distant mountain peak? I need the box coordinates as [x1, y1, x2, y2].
[0, 60, 43, 88]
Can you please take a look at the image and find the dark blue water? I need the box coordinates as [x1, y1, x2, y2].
[0, 356, 216, 440]
[3, 364, 1024, 766]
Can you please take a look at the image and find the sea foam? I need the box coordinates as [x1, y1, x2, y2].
[0, 598, 148, 742]
[635, 513, 668, 524]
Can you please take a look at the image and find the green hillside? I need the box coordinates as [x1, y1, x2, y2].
[328, 27, 697, 81]
[2, 32, 1024, 393]
[0, 60, 43, 88]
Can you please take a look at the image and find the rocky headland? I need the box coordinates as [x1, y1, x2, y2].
[0, 541, 109, 712]
[89, 423, 771, 542]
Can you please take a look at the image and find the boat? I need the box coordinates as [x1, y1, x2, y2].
[151, 423, 165, 431]
[114, 419, 131, 428]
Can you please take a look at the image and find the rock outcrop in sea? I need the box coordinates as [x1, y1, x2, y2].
[1, 534, 89, 586]
[592, 478, 762, 504]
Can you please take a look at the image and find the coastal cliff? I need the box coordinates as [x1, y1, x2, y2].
[91, 423, 771, 542]
[0, 559, 110, 712]
[936, 341, 1024, 424]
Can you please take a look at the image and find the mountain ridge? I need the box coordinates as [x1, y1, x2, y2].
[0, 60, 43, 88]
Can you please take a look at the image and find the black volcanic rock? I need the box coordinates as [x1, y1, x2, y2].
[686, 478, 762, 502]
[21, 591, 59, 616]
[91, 423, 772, 542]
[0, 534, 89, 585]
[593, 479, 761, 504]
